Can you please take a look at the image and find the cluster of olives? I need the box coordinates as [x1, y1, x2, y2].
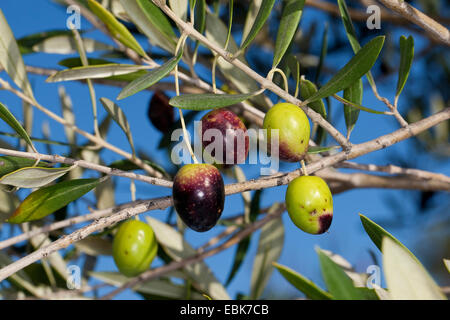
[112, 96, 334, 277]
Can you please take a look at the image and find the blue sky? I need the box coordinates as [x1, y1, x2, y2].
[0, 1, 448, 299]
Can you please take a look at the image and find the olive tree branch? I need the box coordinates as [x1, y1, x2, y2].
[152, 1, 351, 150]
[0, 148, 172, 187]
[377, 0, 450, 46]
[0, 107, 447, 282]
[0, 78, 166, 179]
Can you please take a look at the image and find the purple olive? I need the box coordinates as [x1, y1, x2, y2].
[201, 109, 249, 167]
[147, 90, 174, 133]
[172, 163, 225, 232]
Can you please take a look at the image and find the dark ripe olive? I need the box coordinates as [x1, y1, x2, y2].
[112, 219, 158, 277]
[147, 90, 174, 133]
[172, 163, 225, 232]
[201, 109, 249, 168]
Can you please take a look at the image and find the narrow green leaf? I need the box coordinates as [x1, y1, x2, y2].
[137, 0, 176, 41]
[359, 213, 417, 261]
[169, 0, 188, 21]
[0, 166, 74, 188]
[307, 146, 339, 154]
[194, 0, 206, 34]
[395, 35, 414, 99]
[74, 236, 112, 256]
[337, 0, 360, 53]
[343, 78, 363, 138]
[242, 0, 263, 44]
[240, 0, 276, 51]
[8, 179, 100, 224]
[317, 248, 367, 300]
[333, 94, 386, 115]
[47, 64, 149, 83]
[120, 0, 176, 53]
[99, 98, 135, 155]
[169, 92, 258, 111]
[0, 9, 34, 100]
[0, 190, 19, 222]
[273, 0, 305, 67]
[303, 36, 385, 104]
[300, 78, 326, 117]
[31, 35, 113, 54]
[117, 51, 183, 100]
[287, 54, 300, 93]
[250, 204, 284, 299]
[273, 262, 332, 300]
[314, 23, 328, 83]
[108, 158, 167, 177]
[87, 0, 146, 57]
[225, 236, 250, 286]
[0, 102, 35, 151]
[444, 259, 450, 273]
[382, 237, 446, 300]
[17, 30, 74, 54]
[337, 0, 376, 89]
[0, 156, 49, 177]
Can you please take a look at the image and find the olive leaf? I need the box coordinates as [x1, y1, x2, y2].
[32, 35, 113, 54]
[250, 204, 284, 299]
[300, 78, 326, 118]
[87, 0, 146, 57]
[169, 92, 258, 111]
[117, 50, 183, 100]
[302, 36, 385, 104]
[0, 102, 36, 152]
[0, 165, 75, 188]
[0, 156, 49, 177]
[240, 0, 276, 51]
[8, 178, 100, 224]
[343, 78, 363, 138]
[47, 64, 149, 82]
[337, 0, 377, 89]
[395, 35, 414, 101]
[273, 0, 305, 68]
[273, 262, 332, 300]
[317, 247, 368, 300]
[99, 98, 135, 155]
[0, 9, 34, 100]
[120, 0, 176, 53]
[382, 237, 446, 300]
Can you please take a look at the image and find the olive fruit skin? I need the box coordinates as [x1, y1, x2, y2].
[112, 220, 158, 277]
[147, 90, 174, 133]
[285, 176, 333, 234]
[172, 164, 225, 232]
[263, 102, 310, 162]
[201, 109, 249, 168]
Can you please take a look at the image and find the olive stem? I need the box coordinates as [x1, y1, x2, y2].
[175, 33, 198, 164]
[267, 68, 289, 94]
[301, 160, 308, 176]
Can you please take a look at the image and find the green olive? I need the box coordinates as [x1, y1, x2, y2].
[285, 176, 333, 234]
[112, 219, 158, 277]
[263, 102, 310, 162]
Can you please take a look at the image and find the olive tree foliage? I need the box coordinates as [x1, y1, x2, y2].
[0, 0, 449, 300]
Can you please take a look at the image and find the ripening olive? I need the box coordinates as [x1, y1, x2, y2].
[201, 109, 249, 167]
[285, 176, 333, 234]
[112, 219, 158, 277]
[263, 102, 310, 162]
[172, 163, 225, 232]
